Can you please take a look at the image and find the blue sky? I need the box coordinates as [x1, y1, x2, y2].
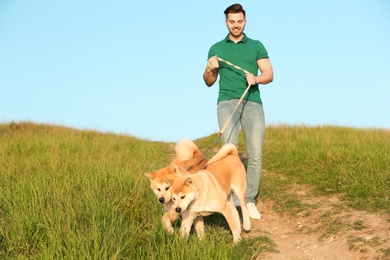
[1, 1, 389, 142]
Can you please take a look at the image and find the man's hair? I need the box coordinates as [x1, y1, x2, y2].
[224, 3, 246, 18]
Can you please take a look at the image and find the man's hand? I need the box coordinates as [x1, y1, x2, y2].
[245, 73, 257, 85]
[207, 55, 219, 71]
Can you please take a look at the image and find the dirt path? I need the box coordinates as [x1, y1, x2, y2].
[243, 179, 390, 259]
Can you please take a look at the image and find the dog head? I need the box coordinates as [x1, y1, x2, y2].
[144, 163, 187, 204]
[170, 176, 198, 213]
[144, 139, 205, 204]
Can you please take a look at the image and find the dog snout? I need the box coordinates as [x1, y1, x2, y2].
[175, 207, 181, 213]
[158, 197, 165, 204]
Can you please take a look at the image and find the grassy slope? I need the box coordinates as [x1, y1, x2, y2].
[0, 122, 388, 259]
[261, 125, 390, 212]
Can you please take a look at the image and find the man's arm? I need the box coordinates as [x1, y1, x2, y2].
[256, 58, 274, 84]
[203, 55, 219, 87]
[246, 58, 274, 85]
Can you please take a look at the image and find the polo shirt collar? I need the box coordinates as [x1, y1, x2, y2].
[225, 33, 248, 43]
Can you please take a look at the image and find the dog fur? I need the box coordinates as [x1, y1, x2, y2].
[144, 139, 207, 237]
[170, 143, 251, 244]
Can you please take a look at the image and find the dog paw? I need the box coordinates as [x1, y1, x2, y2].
[165, 227, 174, 234]
[244, 228, 251, 233]
[243, 223, 251, 233]
[232, 235, 242, 245]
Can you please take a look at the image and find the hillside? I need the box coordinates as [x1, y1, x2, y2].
[1, 122, 389, 259]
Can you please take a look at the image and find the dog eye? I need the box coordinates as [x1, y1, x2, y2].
[172, 198, 176, 201]
[157, 188, 161, 191]
[181, 196, 185, 199]
[165, 187, 170, 191]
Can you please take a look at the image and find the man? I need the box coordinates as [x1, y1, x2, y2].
[203, 3, 274, 219]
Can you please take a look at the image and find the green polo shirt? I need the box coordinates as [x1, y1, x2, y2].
[207, 34, 269, 104]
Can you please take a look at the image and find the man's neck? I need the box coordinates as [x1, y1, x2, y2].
[228, 33, 244, 43]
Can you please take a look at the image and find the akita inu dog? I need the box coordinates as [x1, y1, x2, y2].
[170, 143, 251, 244]
[145, 139, 207, 237]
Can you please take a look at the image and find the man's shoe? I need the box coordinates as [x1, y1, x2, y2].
[247, 202, 261, 219]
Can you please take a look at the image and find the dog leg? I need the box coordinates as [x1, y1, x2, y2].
[234, 192, 251, 232]
[162, 211, 179, 234]
[193, 216, 204, 240]
[239, 203, 251, 232]
[221, 201, 243, 244]
[231, 185, 252, 232]
[179, 212, 196, 239]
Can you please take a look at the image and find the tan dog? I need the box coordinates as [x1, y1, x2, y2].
[170, 143, 251, 244]
[144, 139, 207, 237]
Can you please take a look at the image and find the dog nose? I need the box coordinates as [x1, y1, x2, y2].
[159, 198, 165, 203]
[175, 207, 181, 213]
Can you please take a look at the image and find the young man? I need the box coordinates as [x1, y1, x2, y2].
[203, 3, 274, 219]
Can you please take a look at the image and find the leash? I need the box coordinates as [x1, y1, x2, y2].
[187, 58, 253, 171]
[186, 156, 208, 172]
[186, 139, 219, 172]
[216, 57, 252, 139]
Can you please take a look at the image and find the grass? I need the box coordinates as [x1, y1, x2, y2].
[0, 122, 389, 259]
[253, 124, 389, 212]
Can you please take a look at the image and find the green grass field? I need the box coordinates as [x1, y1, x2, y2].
[1, 122, 389, 259]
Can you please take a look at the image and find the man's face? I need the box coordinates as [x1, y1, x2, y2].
[225, 12, 246, 38]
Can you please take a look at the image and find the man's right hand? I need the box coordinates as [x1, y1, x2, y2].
[203, 55, 219, 87]
[207, 55, 219, 71]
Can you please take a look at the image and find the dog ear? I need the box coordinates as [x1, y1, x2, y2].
[170, 163, 179, 175]
[144, 171, 155, 181]
[170, 163, 186, 176]
[184, 177, 193, 187]
[193, 146, 202, 158]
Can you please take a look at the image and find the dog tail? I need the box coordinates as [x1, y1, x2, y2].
[206, 143, 238, 166]
[175, 139, 202, 162]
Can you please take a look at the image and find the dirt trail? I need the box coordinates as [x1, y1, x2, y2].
[243, 174, 390, 259]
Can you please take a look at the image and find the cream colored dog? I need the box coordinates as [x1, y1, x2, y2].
[145, 139, 207, 237]
[170, 143, 251, 244]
